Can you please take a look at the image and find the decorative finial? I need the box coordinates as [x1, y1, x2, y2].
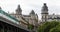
[18, 5, 20, 8]
[44, 3, 46, 5]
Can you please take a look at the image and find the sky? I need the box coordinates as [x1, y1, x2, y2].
[0, 0, 60, 20]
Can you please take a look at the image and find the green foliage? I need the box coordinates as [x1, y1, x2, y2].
[49, 24, 60, 32]
[28, 24, 34, 30]
[37, 21, 60, 32]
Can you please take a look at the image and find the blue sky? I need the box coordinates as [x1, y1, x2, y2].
[0, 0, 60, 20]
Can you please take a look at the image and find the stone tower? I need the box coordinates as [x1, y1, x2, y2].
[30, 10, 36, 24]
[30, 10, 38, 32]
[30, 10, 38, 26]
[41, 3, 48, 22]
[16, 5, 22, 15]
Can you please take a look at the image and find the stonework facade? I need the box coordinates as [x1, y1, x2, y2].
[41, 3, 60, 22]
[10, 4, 38, 29]
[41, 3, 48, 22]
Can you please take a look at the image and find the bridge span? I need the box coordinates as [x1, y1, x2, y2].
[0, 8, 30, 32]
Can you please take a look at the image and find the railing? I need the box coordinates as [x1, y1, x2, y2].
[0, 9, 19, 24]
[0, 9, 30, 31]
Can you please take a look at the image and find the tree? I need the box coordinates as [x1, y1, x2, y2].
[49, 24, 60, 32]
[28, 24, 34, 30]
[37, 21, 59, 32]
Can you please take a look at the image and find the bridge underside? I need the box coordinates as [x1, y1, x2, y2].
[0, 21, 29, 32]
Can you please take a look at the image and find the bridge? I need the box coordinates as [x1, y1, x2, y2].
[0, 8, 30, 32]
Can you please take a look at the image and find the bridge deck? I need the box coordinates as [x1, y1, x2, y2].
[0, 8, 30, 32]
[0, 21, 29, 32]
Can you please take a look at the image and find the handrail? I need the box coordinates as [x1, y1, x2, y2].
[0, 9, 19, 24]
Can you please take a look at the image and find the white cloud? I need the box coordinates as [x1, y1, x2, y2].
[0, 0, 60, 19]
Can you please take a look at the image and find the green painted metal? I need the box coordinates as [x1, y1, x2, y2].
[0, 9, 19, 24]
